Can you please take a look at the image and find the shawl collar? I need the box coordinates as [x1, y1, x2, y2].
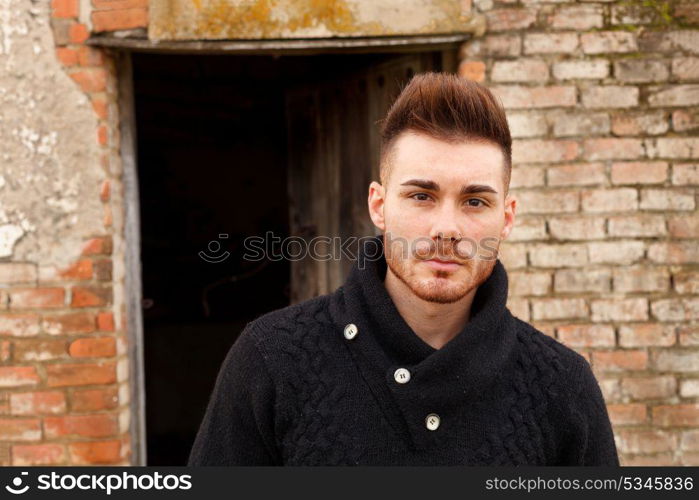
[328, 235, 519, 450]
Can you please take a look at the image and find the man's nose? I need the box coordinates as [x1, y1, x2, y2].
[429, 203, 462, 242]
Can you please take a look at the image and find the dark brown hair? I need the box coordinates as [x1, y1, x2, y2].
[379, 72, 512, 191]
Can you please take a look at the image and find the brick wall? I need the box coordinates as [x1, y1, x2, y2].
[2, 0, 697, 466]
[0, 0, 137, 465]
[459, 0, 699, 465]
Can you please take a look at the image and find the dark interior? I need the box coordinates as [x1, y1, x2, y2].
[132, 51, 413, 465]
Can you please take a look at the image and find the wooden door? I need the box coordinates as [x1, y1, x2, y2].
[285, 52, 453, 303]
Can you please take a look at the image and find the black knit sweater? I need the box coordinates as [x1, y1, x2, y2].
[188, 236, 619, 466]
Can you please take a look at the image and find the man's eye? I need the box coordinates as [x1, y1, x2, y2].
[411, 193, 432, 202]
[466, 198, 485, 207]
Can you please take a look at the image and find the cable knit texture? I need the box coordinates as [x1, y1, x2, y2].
[188, 236, 619, 466]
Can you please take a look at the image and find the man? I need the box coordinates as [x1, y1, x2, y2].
[188, 73, 619, 466]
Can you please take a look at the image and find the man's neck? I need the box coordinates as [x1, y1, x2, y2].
[383, 269, 477, 350]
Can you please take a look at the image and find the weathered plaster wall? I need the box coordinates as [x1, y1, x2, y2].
[0, 0, 102, 266]
[0, 0, 130, 465]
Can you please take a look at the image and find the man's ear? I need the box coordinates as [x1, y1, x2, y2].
[368, 181, 386, 231]
[500, 193, 517, 241]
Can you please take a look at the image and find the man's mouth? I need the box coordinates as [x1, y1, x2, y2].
[422, 257, 462, 271]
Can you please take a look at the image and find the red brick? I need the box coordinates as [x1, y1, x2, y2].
[46, 362, 116, 387]
[70, 286, 113, 308]
[81, 236, 112, 256]
[581, 31, 638, 54]
[648, 241, 699, 264]
[485, 9, 537, 32]
[608, 404, 647, 426]
[513, 139, 579, 163]
[547, 163, 606, 186]
[611, 162, 667, 184]
[58, 259, 93, 280]
[97, 125, 108, 146]
[640, 188, 695, 210]
[69, 337, 116, 358]
[461, 34, 521, 58]
[91, 8, 148, 32]
[51, 0, 78, 18]
[0, 263, 38, 284]
[557, 324, 615, 348]
[69, 440, 121, 464]
[0, 367, 40, 388]
[611, 112, 669, 136]
[491, 85, 576, 108]
[69, 23, 89, 44]
[71, 387, 118, 412]
[523, 33, 578, 55]
[669, 214, 699, 238]
[42, 311, 96, 335]
[457, 61, 485, 82]
[45, 414, 118, 439]
[593, 350, 648, 372]
[94, 259, 112, 281]
[12, 444, 66, 465]
[96, 312, 115, 332]
[584, 138, 644, 160]
[654, 349, 699, 372]
[547, 5, 603, 30]
[100, 179, 111, 202]
[621, 376, 677, 400]
[70, 68, 107, 93]
[10, 391, 66, 415]
[55, 47, 78, 66]
[674, 271, 699, 294]
[650, 138, 699, 159]
[77, 46, 105, 67]
[0, 418, 41, 441]
[0, 314, 41, 337]
[549, 216, 606, 241]
[653, 404, 699, 427]
[14, 339, 68, 362]
[92, 97, 109, 120]
[607, 215, 666, 238]
[582, 86, 639, 109]
[9, 288, 65, 309]
[92, 0, 148, 9]
[492, 59, 549, 83]
[531, 298, 588, 320]
[672, 164, 699, 185]
[581, 188, 638, 212]
[591, 298, 648, 322]
[529, 243, 587, 267]
[513, 190, 580, 214]
[618, 323, 675, 347]
[616, 429, 676, 454]
[553, 268, 610, 292]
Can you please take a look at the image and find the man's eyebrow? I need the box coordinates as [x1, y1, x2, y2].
[400, 179, 498, 196]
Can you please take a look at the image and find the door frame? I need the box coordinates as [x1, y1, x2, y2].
[114, 36, 465, 465]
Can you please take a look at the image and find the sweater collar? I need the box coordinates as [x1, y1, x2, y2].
[328, 234, 518, 450]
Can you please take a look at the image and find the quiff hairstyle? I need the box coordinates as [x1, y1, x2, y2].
[378, 72, 512, 193]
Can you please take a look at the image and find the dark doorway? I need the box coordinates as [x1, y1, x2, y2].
[131, 49, 455, 465]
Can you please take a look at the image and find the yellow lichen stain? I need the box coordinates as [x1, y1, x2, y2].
[192, 0, 374, 38]
[156, 0, 469, 40]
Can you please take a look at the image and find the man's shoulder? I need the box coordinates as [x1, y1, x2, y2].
[510, 315, 590, 383]
[241, 292, 335, 348]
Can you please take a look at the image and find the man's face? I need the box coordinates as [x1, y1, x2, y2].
[368, 131, 516, 304]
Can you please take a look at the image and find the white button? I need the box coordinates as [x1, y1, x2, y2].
[393, 368, 411, 384]
[425, 413, 440, 431]
[344, 323, 358, 340]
